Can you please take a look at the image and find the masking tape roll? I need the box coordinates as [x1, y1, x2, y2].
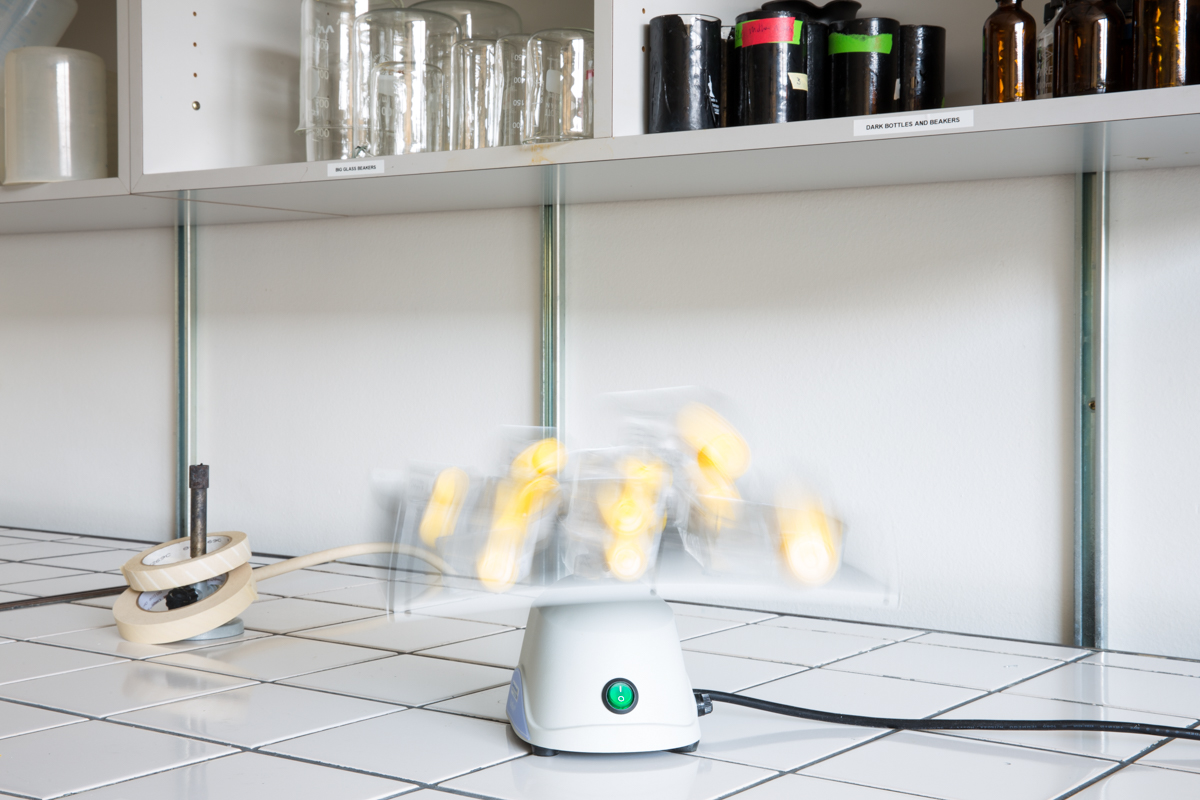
[121, 531, 251, 592]
[113, 563, 257, 644]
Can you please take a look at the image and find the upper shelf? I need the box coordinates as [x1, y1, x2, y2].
[2, 0, 1199, 233]
[130, 86, 1200, 221]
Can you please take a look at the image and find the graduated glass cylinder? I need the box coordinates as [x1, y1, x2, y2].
[352, 9, 460, 155]
[452, 38, 498, 149]
[370, 61, 445, 155]
[524, 28, 594, 144]
[494, 33, 530, 145]
[298, 0, 356, 162]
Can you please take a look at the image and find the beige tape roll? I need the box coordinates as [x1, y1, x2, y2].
[121, 532, 251, 592]
[113, 563, 258, 644]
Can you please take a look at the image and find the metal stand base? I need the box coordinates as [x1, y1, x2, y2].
[182, 617, 244, 642]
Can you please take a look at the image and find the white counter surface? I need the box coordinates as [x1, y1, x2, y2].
[1, 527, 1198, 799]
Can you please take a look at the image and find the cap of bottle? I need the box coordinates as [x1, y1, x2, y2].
[1044, 0, 1064, 24]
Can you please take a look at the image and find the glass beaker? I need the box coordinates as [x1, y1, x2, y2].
[452, 38, 498, 149]
[410, 0, 522, 38]
[524, 28, 594, 144]
[369, 61, 445, 155]
[352, 8, 460, 155]
[494, 33, 530, 145]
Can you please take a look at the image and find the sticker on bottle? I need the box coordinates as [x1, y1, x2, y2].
[735, 17, 802, 48]
[328, 159, 384, 177]
[546, 69, 563, 93]
[829, 32, 893, 55]
[853, 109, 974, 137]
[788, 72, 809, 91]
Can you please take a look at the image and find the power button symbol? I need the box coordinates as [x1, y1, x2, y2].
[602, 678, 638, 714]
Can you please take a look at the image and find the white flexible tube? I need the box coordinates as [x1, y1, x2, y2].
[113, 541, 454, 644]
[252, 542, 455, 581]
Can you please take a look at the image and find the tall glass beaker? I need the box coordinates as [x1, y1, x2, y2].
[352, 8, 460, 155]
[524, 28, 594, 144]
[370, 61, 445, 155]
[494, 33, 530, 145]
[452, 38, 498, 149]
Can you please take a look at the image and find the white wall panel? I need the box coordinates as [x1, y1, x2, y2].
[565, 176, 1078, 642]
[0, 227, 175, 539]
[195, 207, 541, 558]
[1108, 165, 1200, 660]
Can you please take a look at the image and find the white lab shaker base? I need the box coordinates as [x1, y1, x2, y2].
[506, 587, 701, 755]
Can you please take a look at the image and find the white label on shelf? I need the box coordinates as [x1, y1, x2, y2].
[853, 110, 975, 137]
[327, 159, 384, 177]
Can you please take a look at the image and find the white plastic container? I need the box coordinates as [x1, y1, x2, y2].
[0, 0, 78, 181]
[4, 45, 105, 183]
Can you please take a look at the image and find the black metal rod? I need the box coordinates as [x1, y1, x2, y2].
[190, 464, 209, 558]
[0, 586, 126, 612]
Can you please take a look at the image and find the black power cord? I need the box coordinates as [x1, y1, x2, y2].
[693, 690, 1200, 741]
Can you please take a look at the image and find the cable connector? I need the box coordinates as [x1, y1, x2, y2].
[694, 692, 713, 717]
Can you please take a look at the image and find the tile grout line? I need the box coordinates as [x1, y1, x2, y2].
[705, 653, 1101, 786]
[1050, 719, 1200, 799]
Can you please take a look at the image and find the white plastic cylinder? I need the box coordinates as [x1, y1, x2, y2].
[0, 0, 79, 182]
[4, 45, 106, 183]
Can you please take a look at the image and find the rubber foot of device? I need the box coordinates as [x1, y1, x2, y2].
[671, 741, 699, 754]
[530, 745, 559, 757]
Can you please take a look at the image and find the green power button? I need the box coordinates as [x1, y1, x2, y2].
[602, 678, 638, 714]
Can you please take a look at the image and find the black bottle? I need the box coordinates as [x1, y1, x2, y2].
[734, 9, 809, 125]
[648, 14, 723, 133]
[755, 1, 830, 119]
[897, 24, 946, 110]
[830, 17, 902, 116]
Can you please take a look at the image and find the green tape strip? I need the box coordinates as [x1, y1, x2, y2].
[828, 32, 893, 55]
[734, 18, 803, 48]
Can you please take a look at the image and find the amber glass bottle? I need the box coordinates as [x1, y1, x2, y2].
[1136, 0, 1199, 88]
[1054, 0, 1126, 95]
[984, 0, 1038, 101]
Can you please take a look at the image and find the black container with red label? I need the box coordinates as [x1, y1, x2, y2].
[734, 9, 810, 125]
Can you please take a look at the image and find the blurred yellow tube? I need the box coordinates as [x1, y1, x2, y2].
[778, 504, 841, 586]
[677, 403, 751, 479]
[419, 468, 469, 547]
[511, 438, 568, 482]
[598, 457, 667, 581]
[478, 440, 566, 592]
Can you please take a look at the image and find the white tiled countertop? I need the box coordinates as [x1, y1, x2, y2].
[2, 527, 1200, 799]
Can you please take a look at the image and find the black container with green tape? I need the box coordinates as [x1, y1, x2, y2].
[829, 17, 901, 117]
[733, 9, 809, 125]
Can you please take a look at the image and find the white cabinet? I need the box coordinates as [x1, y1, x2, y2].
[4, 0, 1200, 232]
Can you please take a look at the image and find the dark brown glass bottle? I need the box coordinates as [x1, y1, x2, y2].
[1136, 0, 1199, 88]
[984, 0, 1038, 102]
[1054, 0, 1126, 95]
